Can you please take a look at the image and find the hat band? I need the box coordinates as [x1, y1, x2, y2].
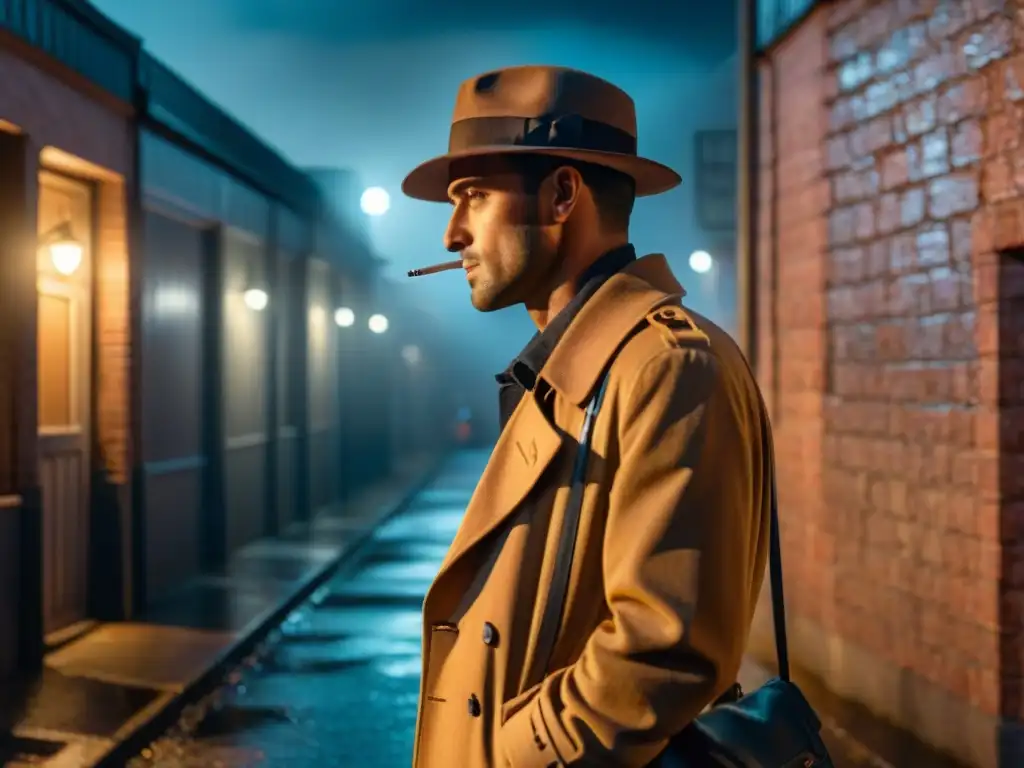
[448, 114, 637, 156]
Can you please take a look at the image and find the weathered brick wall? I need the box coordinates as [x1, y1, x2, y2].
[96, 177, 131, 484]
[754, 5, 832, 634]
[753, 1, 1019, 765]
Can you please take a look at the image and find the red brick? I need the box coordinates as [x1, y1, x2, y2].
[937, 75, 989, 124]
[928, 173, 980, 218]
[951, 119, 984, 167]
[879, 148, 910, 189]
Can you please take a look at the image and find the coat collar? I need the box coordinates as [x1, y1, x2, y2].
[540, 253, 686, 405]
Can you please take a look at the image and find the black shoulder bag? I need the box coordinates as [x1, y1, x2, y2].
[531, 373, 835, 768]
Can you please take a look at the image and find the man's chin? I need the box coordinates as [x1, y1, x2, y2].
[469, 295, 505, 313]
[469, 288, 515, 313]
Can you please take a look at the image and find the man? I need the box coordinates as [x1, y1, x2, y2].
[402, 65, 773, 768]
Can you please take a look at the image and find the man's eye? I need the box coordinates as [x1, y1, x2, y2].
[466, 190, 487, 202]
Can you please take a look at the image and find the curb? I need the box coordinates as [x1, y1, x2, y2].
[92, 456, 448, 767]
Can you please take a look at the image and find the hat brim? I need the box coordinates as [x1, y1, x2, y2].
[401, 145, 682, 203]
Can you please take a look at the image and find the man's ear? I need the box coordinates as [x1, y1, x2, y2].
[549, 165, 583, 223]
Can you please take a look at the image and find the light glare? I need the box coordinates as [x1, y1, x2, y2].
[689, 250, 713, 274]
[50, 240, 83, 276]
[360, 187, 391, 216]
[368, 313, 389, 334]
[335, 306, 355, 327]
[243, 288, 269, 311]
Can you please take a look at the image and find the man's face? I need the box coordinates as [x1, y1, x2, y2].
[444, 166, 559, 312]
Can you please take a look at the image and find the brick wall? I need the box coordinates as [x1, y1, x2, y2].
[752, 1, 1021, 765]
[95, 178, 130, 484]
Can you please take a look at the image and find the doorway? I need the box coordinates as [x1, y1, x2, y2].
[36, 169, 94, 636]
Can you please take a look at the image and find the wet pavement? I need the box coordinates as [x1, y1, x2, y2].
[124, 448, 889, 768]
[0, 455, 439, 768]
[126, 451, 485, 767]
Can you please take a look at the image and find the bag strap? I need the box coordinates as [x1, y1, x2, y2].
[525, 375, 791, 694]
[766, 427, 789, 681]
[520, 373, 612, 693]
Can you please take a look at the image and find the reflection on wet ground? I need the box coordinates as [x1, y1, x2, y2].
[129, 453, 483, 767]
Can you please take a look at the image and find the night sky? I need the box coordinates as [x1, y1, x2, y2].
[90, 0, 738, 409]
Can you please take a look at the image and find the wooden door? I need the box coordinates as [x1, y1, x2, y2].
[37, 170, 93, 636]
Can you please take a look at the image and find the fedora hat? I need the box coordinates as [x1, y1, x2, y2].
[402, 65, 682, 203]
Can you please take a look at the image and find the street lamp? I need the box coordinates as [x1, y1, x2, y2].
[689, 250, 713, 274]
[334, 306, 355, 327]
[368, 313, 389, 334]
[360, 186, 391, 217]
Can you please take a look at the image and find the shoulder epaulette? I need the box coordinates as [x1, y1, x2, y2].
[644, 304, 711, 349]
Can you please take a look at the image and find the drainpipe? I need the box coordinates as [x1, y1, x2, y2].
[737, 0, 759, 367]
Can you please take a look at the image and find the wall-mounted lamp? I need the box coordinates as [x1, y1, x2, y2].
[39, 221, 84, 276]
[242, 261, 269, 311]
[335, 306, 355, 327]
[368, 313, 389, 334]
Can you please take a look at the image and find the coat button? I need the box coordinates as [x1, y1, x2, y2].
[468, 693, 482, 717]
[482, 622, 499, 646]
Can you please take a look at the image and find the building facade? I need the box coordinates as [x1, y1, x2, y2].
[751, 0, 1021, 765]
[0, 0, 442, 681]
[0, 0, 139, 674]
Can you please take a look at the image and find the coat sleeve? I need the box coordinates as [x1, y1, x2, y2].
[497, 346, 767, 767]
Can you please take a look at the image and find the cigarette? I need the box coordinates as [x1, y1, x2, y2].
[407, 259, 463, 277]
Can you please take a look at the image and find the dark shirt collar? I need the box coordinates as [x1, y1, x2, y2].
[495, 244, 636, 424]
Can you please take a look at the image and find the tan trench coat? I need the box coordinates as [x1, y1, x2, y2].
[413, 254, 772, 768]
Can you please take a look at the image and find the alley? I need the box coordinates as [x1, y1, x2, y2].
[125, 448, 879, 768]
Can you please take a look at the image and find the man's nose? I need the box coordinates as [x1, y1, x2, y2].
[444, 215, 470, 254]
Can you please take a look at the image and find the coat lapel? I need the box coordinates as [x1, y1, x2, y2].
[433, 390, 564, 583]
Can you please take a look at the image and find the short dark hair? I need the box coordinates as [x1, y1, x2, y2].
[511, 155, 637, 232]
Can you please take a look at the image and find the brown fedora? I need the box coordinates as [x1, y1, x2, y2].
[402, 65, 682, 203]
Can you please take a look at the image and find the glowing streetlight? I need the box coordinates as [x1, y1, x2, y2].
[243, 288, 269, 311]
[689, 250, 713, 274]
[368, 313, 389, 334]
[334, 306, 355, 327]
[360, 186, 391, 216]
